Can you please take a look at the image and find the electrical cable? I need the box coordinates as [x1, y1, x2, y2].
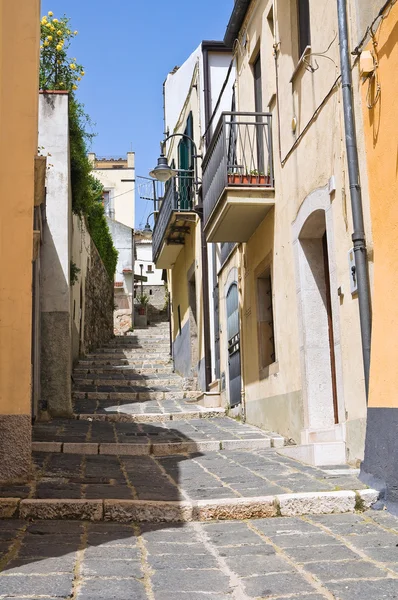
[352, 0, 397, 55]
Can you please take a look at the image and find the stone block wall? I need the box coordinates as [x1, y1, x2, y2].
[83, 240, 114, 353]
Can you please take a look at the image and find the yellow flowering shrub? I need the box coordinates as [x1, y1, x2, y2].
[40, 12, 84, 92]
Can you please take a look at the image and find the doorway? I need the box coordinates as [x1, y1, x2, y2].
[226, 282, 241, 407]
[297, 209, 338, 429]
[253, 53, 264, 173]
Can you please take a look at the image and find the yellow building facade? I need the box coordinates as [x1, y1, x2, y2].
[360, 1, 398, 502]
[202, 0, 372, 465]
[0, 0, 41, 480]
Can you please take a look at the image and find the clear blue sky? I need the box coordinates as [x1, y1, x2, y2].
[42, 0, 233, 228]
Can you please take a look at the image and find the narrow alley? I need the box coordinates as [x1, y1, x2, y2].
[2, 1, 398, 599]
[1, 322, 398, 599]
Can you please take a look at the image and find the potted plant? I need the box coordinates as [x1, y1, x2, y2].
[227, 169, 271, 186]
[137, 293, 149, 315]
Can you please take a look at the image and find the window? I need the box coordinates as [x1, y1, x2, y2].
[257, 267, 276, 371]
[102, 190, 110, 208]
[147, 265, 153, 273]
[177, 305, 182, 335]
[297, 0, 311, 57]
[102, 190, 114, 219]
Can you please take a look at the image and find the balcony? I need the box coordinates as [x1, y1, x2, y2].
[152, 174, 196, 269]
[202, 112, 274, 243]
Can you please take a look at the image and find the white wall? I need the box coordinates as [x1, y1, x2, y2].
[164, 45, 202, 140]
[135, 239, 164, 286]
[206, 52, 235, 140]
[39, 93, 71, 313]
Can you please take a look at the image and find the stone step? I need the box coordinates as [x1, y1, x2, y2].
[74, 367, 179, 375]
[73, 374, 181, 385]
[96, 344, 171, 351]
[88, 352, 171, 359]
[83, 355, 172, 365]
[31, 437, 278, 456]
[72, 391, 198, 401]
[73, 379, 185, 388]
[77, 360, 175, 371]
[1, 490, 378, 522]
[77, 408, 226, 423]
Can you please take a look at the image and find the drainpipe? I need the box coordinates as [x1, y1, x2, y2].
[195, 198, 212, 392]
[337, 0, 372, 399]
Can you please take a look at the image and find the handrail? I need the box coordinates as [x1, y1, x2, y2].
[152, 174, 195, 263]
[202, 111, 273, 172]
[202, 112, 274, 227]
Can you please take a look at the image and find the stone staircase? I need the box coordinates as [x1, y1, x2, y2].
[0, 321, 377, 523]
[71, 321, 224, 422]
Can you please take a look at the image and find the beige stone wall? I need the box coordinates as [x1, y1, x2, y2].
[165, 61, 205, 384]
[0, 0, 40, 480]
[215, 0, 372, 461]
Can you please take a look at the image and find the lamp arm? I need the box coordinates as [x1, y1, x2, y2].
[145, 212, 156, 226]
[162, 133, 202, 191]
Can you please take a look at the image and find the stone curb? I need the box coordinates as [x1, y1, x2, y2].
[277, 490, 357, 517]
[31, 438, 274, 456]
[77, 409, 226, 423]
[2, 489, 379, 522]
[19, 499, 103, 521]
[0, 498, 20, 519]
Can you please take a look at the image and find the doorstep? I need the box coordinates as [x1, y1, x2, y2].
[0, 489, 379, 522]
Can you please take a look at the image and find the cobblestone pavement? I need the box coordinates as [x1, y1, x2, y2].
[0, 449, 365, 501]
[1, 511, 398, 599]
[32, 418, 276, 444]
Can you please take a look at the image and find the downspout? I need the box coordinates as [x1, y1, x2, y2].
[202, 46, 212, 148]
[337, 0, 372, 398]
[195, 195, 212, 392]
[201, 48, 215, 392]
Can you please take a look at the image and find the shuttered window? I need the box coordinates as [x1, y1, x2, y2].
[298, 0, 311, 57]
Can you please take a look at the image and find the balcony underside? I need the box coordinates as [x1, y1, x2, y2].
[154, 213, 195, 269]
[204, 187, 275, 243]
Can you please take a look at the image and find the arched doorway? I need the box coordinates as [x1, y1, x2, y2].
[226, 282, 241, 407]
[297, 209, 338, 430]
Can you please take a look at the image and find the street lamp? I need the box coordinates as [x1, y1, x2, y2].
[149, 151, 177, 183]
[142, 212, 156, 238]
[149, 134, 202, 191]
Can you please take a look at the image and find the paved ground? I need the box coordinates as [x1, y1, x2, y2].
[1, 511, 398, 599]
[0, 449, 365, 501]
[32, 417, 277, 444]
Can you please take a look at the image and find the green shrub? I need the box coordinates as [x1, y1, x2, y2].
[87, 200, 118, 279]
[40, 11, 118, 279]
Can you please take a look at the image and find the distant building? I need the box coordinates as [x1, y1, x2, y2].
[88, 153, 135, 228]
[89, 153, 136, 333]
[134, 231, 165, 318]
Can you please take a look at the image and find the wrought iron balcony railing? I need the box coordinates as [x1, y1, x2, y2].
[202, 112, 274, 226]
[152, 173, 195, 264]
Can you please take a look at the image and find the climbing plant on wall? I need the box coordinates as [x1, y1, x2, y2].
[40, 11, 117, 279]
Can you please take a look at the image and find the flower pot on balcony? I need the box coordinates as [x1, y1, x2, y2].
[228, 174, 271, 185]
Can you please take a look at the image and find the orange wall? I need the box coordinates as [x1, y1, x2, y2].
[0, 1, 40, 414]
[362, 3, 398, 408]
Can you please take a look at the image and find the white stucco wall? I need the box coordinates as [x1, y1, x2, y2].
[107, 218, 133, 287]
[164, 45, 202, 140]
[39, 93, 71, 313]
[135, 240, 164, 286]
[205, 52, 235, 139]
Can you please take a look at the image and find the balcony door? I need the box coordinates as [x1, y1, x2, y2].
[178, 112, 194, 210]
[227, 283, 241, 408]
[253, 53, 264, 174]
